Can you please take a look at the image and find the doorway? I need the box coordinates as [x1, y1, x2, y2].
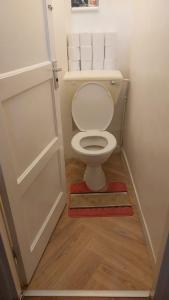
[0, 0, 167, 299]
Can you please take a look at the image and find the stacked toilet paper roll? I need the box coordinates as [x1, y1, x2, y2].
[68, 33, 80, 71]
[80, 33, 92, 47]
[104, 32, 117, 70]
[92, 33, 104, 70]
[80, 33, 92, 70]
[67, 32, 118, 71]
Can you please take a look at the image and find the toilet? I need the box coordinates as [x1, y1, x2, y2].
[71, 81, 119, 191]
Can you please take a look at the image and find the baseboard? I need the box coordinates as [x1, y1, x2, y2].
[23, 289, 150, 298]
[122, 148, 156, 266]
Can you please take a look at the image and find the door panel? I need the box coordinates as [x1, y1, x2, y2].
[0, 0, 66, 284]
[3, 80, 56, 176]
[0, 0, 49, 73]
[23, 152, 62, 247]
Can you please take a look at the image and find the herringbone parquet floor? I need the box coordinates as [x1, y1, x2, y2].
[24, 297, 147, 300]
[28, 153, 153, 290]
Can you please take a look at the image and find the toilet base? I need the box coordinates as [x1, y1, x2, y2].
[84, 165, 106, 191]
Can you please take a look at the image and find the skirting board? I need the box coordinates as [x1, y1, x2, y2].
[23, 290, 150, 298]
[122, 148, 156, 265]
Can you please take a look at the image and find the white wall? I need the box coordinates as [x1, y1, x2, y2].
[124, 0, 169, 258]
[71, 0, 133, 76]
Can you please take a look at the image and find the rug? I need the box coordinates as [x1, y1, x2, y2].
[68, 181, 134, 217]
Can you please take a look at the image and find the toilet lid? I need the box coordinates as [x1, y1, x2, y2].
[72, 82, 114, 131]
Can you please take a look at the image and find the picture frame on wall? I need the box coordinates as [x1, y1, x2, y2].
[71, 0, 99, 9]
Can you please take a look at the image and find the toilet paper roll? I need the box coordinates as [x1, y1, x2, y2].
[93, 60, 104, 70]
[80, 33, 92, 46]
[68, 46, 80, 61]
[80, 46, 92, 61]
[81, 61, 92, 71]
[105, 32, 117, 46]
[104, 59, 116, 70]
[92, 33, 104, 47]
[68, 33, 80, 47]
[105, 46, 116, 60]
[68, 60, 80, 71]
[93, 45, 104, 61]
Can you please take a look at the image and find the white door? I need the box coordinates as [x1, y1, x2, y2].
[0, 0, 66, 284]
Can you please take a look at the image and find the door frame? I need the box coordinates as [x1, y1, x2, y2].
[0, 234, 19, 300]
[153, 234, 169, 300]
[0, 196, 21, 299]
[0, 166, 26, 286]
[1, 0, 169, 299]
[151, 214, 169, 300]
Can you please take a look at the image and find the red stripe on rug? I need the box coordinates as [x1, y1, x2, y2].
[69, 206, 133, 218]
[70, 181, 128, 194]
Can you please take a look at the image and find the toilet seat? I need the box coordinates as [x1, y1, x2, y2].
[72, 82, 114, 131]
[71, 130, 117, 156]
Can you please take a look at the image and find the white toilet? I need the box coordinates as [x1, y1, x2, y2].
[64, 70, 123, 191]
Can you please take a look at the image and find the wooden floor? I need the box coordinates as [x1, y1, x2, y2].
[25, 297, 148, 300]
[28, 153, 153, 290]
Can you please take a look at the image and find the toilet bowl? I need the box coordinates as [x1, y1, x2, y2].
[71, 130, 116, 165]
[71, 82, 118, 191]
[71, 130, 117, 191]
